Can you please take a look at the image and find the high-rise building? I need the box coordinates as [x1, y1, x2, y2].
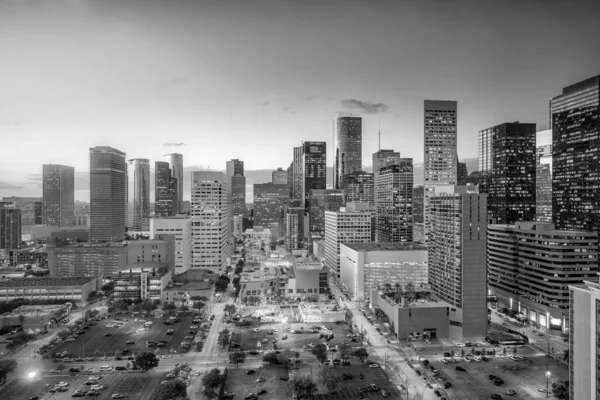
[569, 279, 600, 400]
[478, 122, 536, 224]
[155, 161, 178, 217]
[375, 161, 413, 243]
[334, 115, 362, 189]
[301, 141, 327, 213]
[285, 206, 304, 250]
[286, 162, 294, 197]
[342, 171, 374, 206]
[191, 171, 229, 272]
[0, 205, 21, 261]
[428, 185, 487, 340]
[488, 222, 598, 332]
[412, 186, 425, 244]
[150, 216, 192, 275]
[536, 130, 553, 223]
[1, 197, 42, 226]
[89, 147, 127, 243]
[457, 159, 468, 185]
[165, 153, 184, 213]
[291, 147, 303, 201]
[226, 159, 244, 178]
[551, 75, 600, 233]
[324, 206, 372, 282]
[308, 189, 345, 238]
[424, 100, 458, 242]
[42, 164, 75, 227]
[253, 183, 289, 242]
[127, 159, 151, 232]
[372, 150, 401, 178]
[272, 168, 288, 185]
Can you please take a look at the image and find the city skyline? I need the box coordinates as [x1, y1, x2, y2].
[2, 0, 599, 201]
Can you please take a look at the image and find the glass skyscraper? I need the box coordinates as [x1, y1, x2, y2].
[127, 158, 151, 232]
[334, 115, 362, 190]
[42, 164, 75, 227]
[155, 161, 178, 217]
[536, 130, 552, 223]
[301, 141, 327, 213]
[374, 160, 413, 243]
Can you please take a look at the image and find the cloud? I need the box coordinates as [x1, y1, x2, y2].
[0, 182, 23, 190]
[163, 143, 186, 147]
[27, 174, 42, 181]
[282, 106, 298, 115]
[340, 99, 389, 114]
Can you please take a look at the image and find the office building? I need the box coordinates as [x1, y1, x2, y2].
[536, 130, 552, 223]
[457, 160, 468, 185]
[0, 205, 21, 261]
[89, 147, 127, 243]
[551, 75, 600, 232]
[342, 171, 374, 206]
[340, 242, 428, 302]
[324, 207, 372, 282]
[285, 206, 304, 250]
[127, 158, 151, 231]
[253, 183, 289, 242]
[308, 189, 345, 238]
[428, 185, 487, 340]
[0, 277, 101, 305]
[191, 171, 229, 272]
[372, 150, 401, 178]
[424, 100, 458, 242]
[272, 168, 288, 184]
[42, 164, 75, 227]
[284, 257, 329, 297]
[155, 161, 178, 217]
[300, 141, 327, 213]
[334, 115, 362, 189]
[478, 122, 536, 224]
[375, 161, 413, 243]
[1, 197, 42, 226]
[113, 264, 172, 302]
[413, 186, 425, 243]
[488, 222, 597, 332]
[165, 153, 184, 213]
[569, 279, 600, 400]
[291, 147, 303, 201]
[150, 216, 192, 274]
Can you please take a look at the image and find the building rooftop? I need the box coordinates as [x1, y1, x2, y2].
[344, 242, 427, 252]
[119, 262, 169, 273]
[0, 277, 96, 288]
[164, 281, 214, 291]
[299, 301, 344, 314]
[240, 265, 279, 283]
[293, 257, 325, 271]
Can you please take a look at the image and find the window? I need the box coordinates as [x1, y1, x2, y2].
[307, 288, 312, 293]
[289, 289, 293, 294]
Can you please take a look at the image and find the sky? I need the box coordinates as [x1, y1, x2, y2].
[1, 0, 599, 202]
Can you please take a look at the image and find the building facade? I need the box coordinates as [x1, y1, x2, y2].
[1, 197, 42, 226]
[253, 183, 289, 242]
[42, 164, 75, 227]
[375, 162, 413, 243]
[150, 216, 192, 274]
[90, 147, 127, 243]
[488, 222, 597, 332]
[301, 141, 327, 213]
[478, 122, 536, 224]
[536, 130, 552, 223]
[272, 168, 288, 184]
[372, 150, 401, 178]
[165, 153, 184, 214]
[334, 115, 362, 190]
[424, 100, 458, 243]
[1, 205, 21, 262]
[0, 277, 101, 305]
[342, 171, 374, 206]
[155, 161, 178, 218]
[428, 185, 487, 340]
[127, 158, 151, 232]
[412, 186, 425, 243]
[551, 75, 600, 233]
[191, 171, 229, 272]
[308, 189, 345, 238]
[113, 264, 172, 302]
[340, 242, 428, 302]
[324, 208, 372, 282]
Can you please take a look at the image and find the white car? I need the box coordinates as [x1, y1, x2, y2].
[456, 343, 465, 347]
[57, 382, 69, 387]
[369, 363, 379, 368]
[253, 328, 260, 333]
[190, 325, 199, 329]
[273, 329, 279, 332]
[261, 338, 268, 343]
[91, 385, 104, 391]
[111, 394, 124, 399]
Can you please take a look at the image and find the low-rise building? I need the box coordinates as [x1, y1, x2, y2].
[244, 227, 271, 250]
[0, 276, 101, 305]
[285, 257, 329, 299]
[150, 216, 192, 275]
[113, 263, 172, 302]
[240, 264, 279, 301]
[371, 290, 451, 340]
[0, 304, 70, 333]
[9, 246, 48, 268]
[162, 281, 214, 306]
[297, 301, 345, 323]
[340, 242, 428, 302]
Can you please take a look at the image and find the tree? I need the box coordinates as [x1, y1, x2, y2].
[319, 367, 338, 393]
[471, 347, 475, 355]
[355, 348, 369, 363]
[192, 301, 205, 311]
[0, 359, 17, 385]
[224, 304, 237, 316]
[215, 276, 231, 292]
[311, 344, 328, 363]
[101, 282, 114, 293]
[263, 352, 280, 365]
[460, 349, 465, 357]
[155, 379, 188, 400]
[17, 314, 25, 327]
[56, 363, 66, 371]
[134, 352, 159, 371]
[217, 329, 230, 349]
[87, 291, 98, 302]
[163, 303, 176, 311]
[195, 341, 204, 352]
[202, 368, 224, 399]
[293, 376, 318, 399]
[338, 342, 350, 362]
[450, 350, 455, 358]
[344, 309, 353, 326]
[552, 380, 569, 400]
[563, 349, 570, 362]
[229, 351, 247, 367]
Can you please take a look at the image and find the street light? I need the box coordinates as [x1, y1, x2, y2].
[545, 371, 551, 397]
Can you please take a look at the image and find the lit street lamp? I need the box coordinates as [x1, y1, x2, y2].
[545, 371, 551, 397]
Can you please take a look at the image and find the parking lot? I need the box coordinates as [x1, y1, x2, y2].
[419, 353, 568, 399]
[313, 365, 402, 400]
[0, 371, 166, 400]
[50, 313, 202, 359]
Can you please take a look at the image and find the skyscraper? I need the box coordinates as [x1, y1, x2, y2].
[253, 183, 289, 242]
[342, 171, 374, 206]
[536, 130, 552, 223]
[285, 206, 304, 250]
[457, 159, 468, 185]
[272, 168, 288, 184]
[291, 146, 303, 201]
[334, 115, 362, 189]
[226, 159, 246, 215]
[0, 205, 21, 261]
[42, 164, 75, 227]
[429, 185, 487, 340]
[89, 146, 127, 243]
[551, 75, 600, 232]
[1, 197, 42, 226]
[301, 141, 327, 213]
[372, 150, 401, 178]
[191, 171, 229, 272]
[127, 158, 151, 232]
[226, 159, 244, 177]
[424, 100, 458, 242]
[375, 160, 413, 243]
[155, 161, 178, 217]
[478, 122, 536, 224]
[165, 153, 184, 213]
[308, 189, 345, 238]
[412, 186, 425, 244]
